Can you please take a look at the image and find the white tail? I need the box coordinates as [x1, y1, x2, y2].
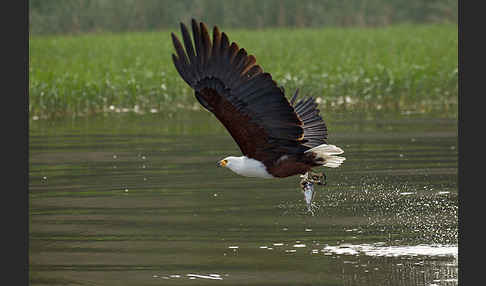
[305, 144, 346, 168]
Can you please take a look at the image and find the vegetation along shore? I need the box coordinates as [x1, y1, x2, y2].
[29, 24, 457, 119]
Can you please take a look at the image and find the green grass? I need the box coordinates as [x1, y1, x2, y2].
[29, 24, 457, 118]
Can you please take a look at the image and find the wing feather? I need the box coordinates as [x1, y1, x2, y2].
[292, 93, 328, 147]
[172, 19, 307, 161]
[200, 22, 212, 69]
[191, 19, 203, 69]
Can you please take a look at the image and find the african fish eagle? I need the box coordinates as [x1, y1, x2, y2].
[171, 19, 345, 184]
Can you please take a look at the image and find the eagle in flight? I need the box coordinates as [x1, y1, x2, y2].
[171, 19, 345, 206]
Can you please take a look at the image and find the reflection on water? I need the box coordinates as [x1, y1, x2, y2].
[152, 273, 226, 280]
[321, 243, 457, 257]
[29, 110, 458, 285]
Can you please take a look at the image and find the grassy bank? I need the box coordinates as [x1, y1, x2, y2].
[29, 24, 457, 119]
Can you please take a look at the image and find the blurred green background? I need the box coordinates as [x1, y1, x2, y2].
[30, 0, 457, 34]
[29, 0, 458, 119]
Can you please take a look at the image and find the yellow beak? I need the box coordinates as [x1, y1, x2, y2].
[217, 160, 227, 167]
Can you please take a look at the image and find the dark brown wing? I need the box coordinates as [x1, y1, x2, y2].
[290, 89, 328, 148]
[171, 19, 307, 163]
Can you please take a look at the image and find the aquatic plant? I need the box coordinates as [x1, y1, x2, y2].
[29, 24, 457, 119]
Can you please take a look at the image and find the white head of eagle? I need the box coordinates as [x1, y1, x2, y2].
[217, 156, 274, 178]
[171, 19, 345, 181]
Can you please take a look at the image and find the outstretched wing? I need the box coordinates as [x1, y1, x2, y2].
[171, 19, 307, 163]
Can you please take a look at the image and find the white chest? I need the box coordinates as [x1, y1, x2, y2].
[229, 156, 274, 179]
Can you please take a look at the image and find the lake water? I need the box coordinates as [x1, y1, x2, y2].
[29, 109, 458, 285]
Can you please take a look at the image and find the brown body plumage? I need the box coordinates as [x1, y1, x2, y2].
[171, 19, 343, 179]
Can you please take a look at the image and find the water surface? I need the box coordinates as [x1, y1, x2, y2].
[29, 110, 458, 285]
